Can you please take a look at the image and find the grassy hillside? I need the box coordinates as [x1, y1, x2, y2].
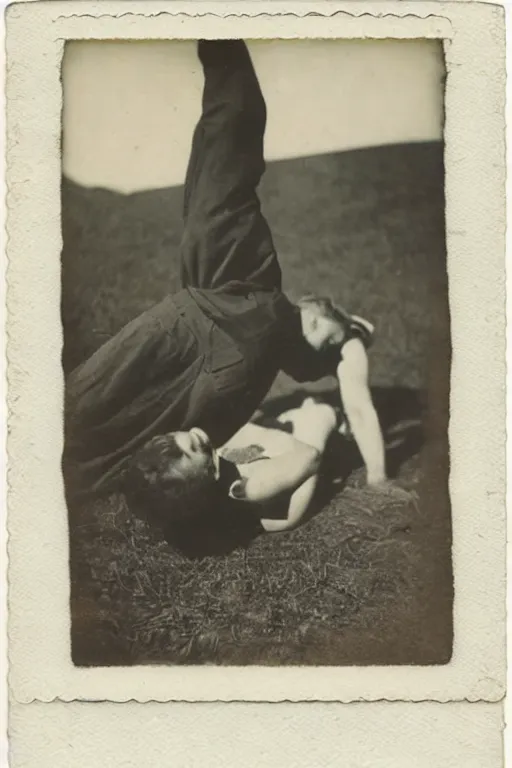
[62, 142, 447, 391]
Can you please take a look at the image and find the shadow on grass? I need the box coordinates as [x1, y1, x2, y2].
[159, 385, 424, 560]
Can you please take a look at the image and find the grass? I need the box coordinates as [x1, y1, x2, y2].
[63, 142, 453, 666]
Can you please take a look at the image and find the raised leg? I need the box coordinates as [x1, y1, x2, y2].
[180, 40, 281, 292]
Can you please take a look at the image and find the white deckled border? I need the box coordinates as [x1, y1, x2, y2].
[7, 700, 505, 768]
[5, 1, 506, 703]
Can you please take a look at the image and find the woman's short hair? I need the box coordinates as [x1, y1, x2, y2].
[297, 295, 352, 329]
[124, 433, 218, 527]
[298, 295, 374, 349]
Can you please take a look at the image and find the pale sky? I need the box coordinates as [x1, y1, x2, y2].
[62, 39, 444, 194]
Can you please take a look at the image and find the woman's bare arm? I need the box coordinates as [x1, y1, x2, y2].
[337, 338, 386, 485]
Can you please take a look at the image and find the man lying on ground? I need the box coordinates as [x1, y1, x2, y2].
[126, 397, 380, 536]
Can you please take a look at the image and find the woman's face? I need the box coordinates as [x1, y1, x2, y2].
[172, 428, 219, 480]
[299, 306, 344, 351]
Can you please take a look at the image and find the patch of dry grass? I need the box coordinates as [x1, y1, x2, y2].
[70, 436, 444, 666]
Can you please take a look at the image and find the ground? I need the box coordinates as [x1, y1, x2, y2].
[62, 142, 453, 666]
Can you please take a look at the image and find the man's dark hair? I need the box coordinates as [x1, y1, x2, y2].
[124, 433, 218, 528]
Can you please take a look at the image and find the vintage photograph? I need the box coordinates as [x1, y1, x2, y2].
[61, 37, 452, 667]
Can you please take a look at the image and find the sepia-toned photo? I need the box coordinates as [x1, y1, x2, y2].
[5, 3, 508, 763]
[5, 0, 509, 764]
[60, 37, 452, 667]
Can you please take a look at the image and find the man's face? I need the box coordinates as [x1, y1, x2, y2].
[172, 427, 219, 481]
[300, 307, 344, 351]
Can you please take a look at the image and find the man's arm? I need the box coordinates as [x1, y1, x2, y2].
[337, 338, 386, 485]
[231, 440, 321, 519]
[233, 402, 337, 533]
